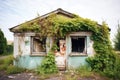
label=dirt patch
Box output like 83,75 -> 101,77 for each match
0,71 -> 110,80
0,71 -> 38,80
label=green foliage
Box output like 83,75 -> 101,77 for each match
4,55 -> 14,65
114,23 -> 120,51
37,51 -> 58,74
112,55 -> 120,79
86,22 -> 120,79
18,13 -> 99,38
6,44 -> 13,53
0,55 -> 25,74
19,21 -> 40,32
76,65 -> 92,77
0,29 -> 7,54
0,64 -> 7,71
0,59 -> 4,64
51,43 -> 59,51
6,65 -> 25,74
0,55 -> 13,71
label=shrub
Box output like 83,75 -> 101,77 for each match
112,55 -> 120,79
6,44 -> 13,53
86,51 -> 120,79
6,65 -> 25,74
36,51 -> 58,74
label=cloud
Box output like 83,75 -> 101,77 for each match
0,0 -> 120,41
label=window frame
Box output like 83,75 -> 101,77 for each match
71,36 -> 86,53
69,32 -> 91,56
30,36 -> 46,56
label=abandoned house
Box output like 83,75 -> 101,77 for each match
10,8 -> 95,69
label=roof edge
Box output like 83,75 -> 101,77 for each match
9,8 -> 75,32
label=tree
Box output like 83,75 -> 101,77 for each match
0,29 -> 7,54
114,23 -> 120,51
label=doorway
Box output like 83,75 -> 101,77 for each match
54,40 -> 66,70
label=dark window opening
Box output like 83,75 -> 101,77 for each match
71,36 -> 85,53
32,37 -> 46,52
56,39 -> 60,51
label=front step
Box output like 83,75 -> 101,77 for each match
58,66 -> 66,71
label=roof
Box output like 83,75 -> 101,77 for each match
9,8 -> 75,32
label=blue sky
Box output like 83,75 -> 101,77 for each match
0,0 -> 120,43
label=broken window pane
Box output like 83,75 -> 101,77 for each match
71,36 -> 85,53
32,37 -> 46,52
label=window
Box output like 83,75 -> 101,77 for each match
71,36 -> 86,53
31,36 -> 46,54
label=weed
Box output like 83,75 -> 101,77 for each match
6,65 -> 25,74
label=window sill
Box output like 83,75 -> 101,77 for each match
30,52 -> 46,57
69,53 -> 87,57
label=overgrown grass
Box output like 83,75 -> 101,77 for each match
0,55 -> 25,74
76,65 -> 93,77
36,65 -> 109,80
63,65 -> 93,80
6,65 -> 25,74
38,73 -> 59,80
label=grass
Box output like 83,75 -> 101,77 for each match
76,65 -> 93,77
6,65 -> 25,74
0,54 -> 25,74
35,65 -> 110,80
0,54 -> 111,79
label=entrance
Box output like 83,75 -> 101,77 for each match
54,40 -> 66,70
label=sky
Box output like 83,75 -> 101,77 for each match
0,0 -> 120,44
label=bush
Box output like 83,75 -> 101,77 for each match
6,65 -> 25,74
86,51 -> 120,79
36,51 -> 58,74
0,29 -> 7,55
112,55 -> 120,80
6,44 -> 13,53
